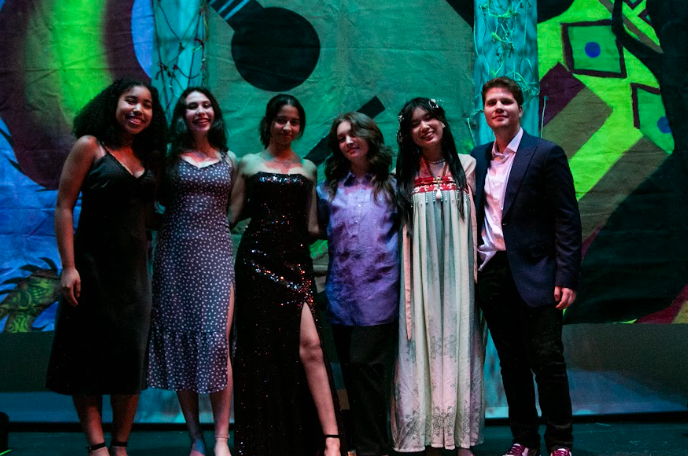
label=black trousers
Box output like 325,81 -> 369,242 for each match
332,323 -> 396,456
477,252 -> 573,452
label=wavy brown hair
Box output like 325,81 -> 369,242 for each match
160,87 -> 229,205
324,112 -> 394,204
168,87 -> 228,161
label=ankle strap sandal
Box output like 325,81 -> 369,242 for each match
86,442 -> 106,454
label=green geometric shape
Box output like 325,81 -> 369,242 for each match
633,84 -> 674,153
542,86 -> 612,161
564,20 -> 626,78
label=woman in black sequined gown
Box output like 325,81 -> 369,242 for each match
231,94 -> 344,456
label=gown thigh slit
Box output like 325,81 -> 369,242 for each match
147,158 -> 235,394
234,172 -> 344,456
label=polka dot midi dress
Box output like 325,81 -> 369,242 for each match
148,157 -> 234,393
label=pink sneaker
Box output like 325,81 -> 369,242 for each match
550,449 -> 572,456
503,443 -> 540,456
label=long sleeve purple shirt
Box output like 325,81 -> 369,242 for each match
317,173 -> 400,326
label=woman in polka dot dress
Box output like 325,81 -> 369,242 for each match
147,87 -> 237,456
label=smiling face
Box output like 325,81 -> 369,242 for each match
115,85 -> 153,138
184,91 -> 214,136
483,87 -> 523,137
336,120 -> 370,169
270,104 -> 301,147
410,107 -> 444,152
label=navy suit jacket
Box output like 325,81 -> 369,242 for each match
471,131 -> 582,307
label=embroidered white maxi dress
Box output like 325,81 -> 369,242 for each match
392,154 -> 485,451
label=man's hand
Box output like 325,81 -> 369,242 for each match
554,286 -> 576,310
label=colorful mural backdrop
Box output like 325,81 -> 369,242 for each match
0,0 -> 154,334
536,0 -> 688,324
0,0 -> 686,338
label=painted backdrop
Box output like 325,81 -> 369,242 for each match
0,0 -> 687,420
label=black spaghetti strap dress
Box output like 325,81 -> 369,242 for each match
46,152 -> 154,395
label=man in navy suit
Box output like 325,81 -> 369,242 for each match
471,77 -> 581,456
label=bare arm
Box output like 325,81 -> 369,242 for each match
229,155 -> 247,229
304,160 -> 321,239
55,135 -> 99,306
314,183 -> 329,241
227,150 -> 239,188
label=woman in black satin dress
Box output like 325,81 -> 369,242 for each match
230,94 -> 344,456
46,79 -> 167,456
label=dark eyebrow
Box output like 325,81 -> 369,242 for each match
127,95 -> 152,103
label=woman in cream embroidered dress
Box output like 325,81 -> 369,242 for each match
392,98 -> 485,455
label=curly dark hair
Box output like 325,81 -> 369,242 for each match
396,97 -> 468,226
72,78 -> 168,175
481,76 -> 524,106
324,112 -> 394,204
259,94 -> 306,148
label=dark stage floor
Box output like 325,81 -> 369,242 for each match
5,417 -> 688,456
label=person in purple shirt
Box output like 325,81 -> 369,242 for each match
317,112 -> 399,456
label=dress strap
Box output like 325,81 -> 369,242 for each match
96,140 -> 110,161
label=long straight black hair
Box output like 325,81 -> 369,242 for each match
396,97 -> 468,226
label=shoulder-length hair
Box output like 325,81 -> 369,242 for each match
395,97 -> 467,226
259,94 -> 306,148
160,87 -> 229,205
324,111 -> 394,203
72,78 -> 168,177
168,86 -> 228,162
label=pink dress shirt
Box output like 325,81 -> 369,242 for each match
478,128 -> 524,270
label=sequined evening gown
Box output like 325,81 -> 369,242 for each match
234,172 -> 344,456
